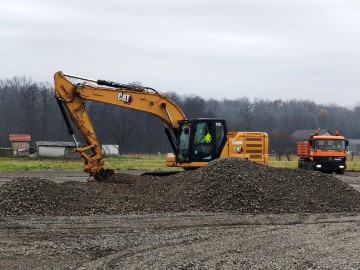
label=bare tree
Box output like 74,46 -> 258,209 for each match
239,97 -> 254,131
110,109 -> 135,156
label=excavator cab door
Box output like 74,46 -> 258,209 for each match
176,119 -> 227,163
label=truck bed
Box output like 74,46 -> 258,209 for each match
297,141 -> 308,157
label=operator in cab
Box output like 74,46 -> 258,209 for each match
194,124 -> 212,144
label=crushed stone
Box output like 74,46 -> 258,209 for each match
1,157 -> 360,216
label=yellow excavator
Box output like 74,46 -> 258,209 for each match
54,71 -> 268,180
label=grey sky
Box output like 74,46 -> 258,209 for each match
1,0 -> 360,107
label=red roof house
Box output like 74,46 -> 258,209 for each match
9,134 -> 31,156
9,134 -> 31,142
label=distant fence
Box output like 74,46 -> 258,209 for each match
0,148 -> 12,157
0,147 -> 36,158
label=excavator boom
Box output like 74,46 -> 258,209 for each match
54,71 -> 186,180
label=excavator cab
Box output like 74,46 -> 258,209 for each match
175,119 -> 228,164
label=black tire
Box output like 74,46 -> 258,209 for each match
299,160 -> 308,170
307,162 -> 314,171
335,169 -> 345,175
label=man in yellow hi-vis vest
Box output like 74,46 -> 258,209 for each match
204,131 -> 212,143
195,126 -> 212,144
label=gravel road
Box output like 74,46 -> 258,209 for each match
1,168 -> 360,269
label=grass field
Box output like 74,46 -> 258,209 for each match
0,155 -> 178,171
0,155 -> 360,171
268,155 -> 360,171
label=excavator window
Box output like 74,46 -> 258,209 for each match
176,119 -> 227,163
215,122 -> 225,152
177,124 -> 191,162
194,123 -> 211,144
193,122 -> 213,160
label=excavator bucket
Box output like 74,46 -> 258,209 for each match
91,168 -> 116,182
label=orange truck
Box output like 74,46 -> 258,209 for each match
297,130 -> 349,174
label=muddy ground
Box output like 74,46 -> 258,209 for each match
2,167 -> 360,269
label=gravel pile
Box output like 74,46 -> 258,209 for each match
1,157 -> 360,216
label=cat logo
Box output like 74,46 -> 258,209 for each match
117,93 -> 133,105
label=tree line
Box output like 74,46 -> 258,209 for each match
0,76 -> 359,155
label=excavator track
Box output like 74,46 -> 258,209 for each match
141,170 -> 181,177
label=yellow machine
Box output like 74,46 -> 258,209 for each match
54,71 -> 268,180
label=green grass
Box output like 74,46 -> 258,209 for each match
268,155 -> 360,171
268,157 -> 298,169
0,155 -> 180,171
1,154 -> 359,171
0,157 -> 84,170
331,155 -> 360,171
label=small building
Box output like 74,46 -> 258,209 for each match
9,134 -> 31,156
102,144 -> 119,156
36,141 -> 78,158
290,129 -> 332,142
347,139 -> 360,155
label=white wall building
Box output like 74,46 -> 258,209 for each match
36,141 -> 78,158
102,144 -> 119,156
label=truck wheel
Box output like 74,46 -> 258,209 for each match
307,162 -> 313,171
298,161 -> 303,169
336,169 -> 345,175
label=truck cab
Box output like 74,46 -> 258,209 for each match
297,131 -> 349,174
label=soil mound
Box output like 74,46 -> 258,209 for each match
1,158 -> 360,216
171,158 -> 360,213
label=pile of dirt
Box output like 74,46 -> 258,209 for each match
1,157 -> 360,216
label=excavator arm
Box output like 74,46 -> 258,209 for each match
54,71 -> 186,180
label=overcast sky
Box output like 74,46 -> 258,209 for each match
1,0 -> 360,107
